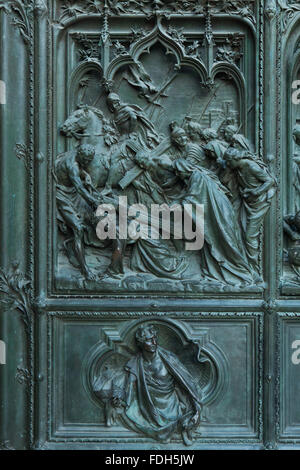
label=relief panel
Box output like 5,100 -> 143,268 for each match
47,313 -> 262,447
278,315 -> 300,442
47,1 -> 275,297
281,12 -> 300,295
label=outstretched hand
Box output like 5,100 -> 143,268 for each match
190,410 -> 200,427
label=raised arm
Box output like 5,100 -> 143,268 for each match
69,163 -> 100,208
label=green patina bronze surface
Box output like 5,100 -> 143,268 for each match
1,0 -> 300,450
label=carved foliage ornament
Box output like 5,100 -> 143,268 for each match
15,142 -> 30,169
56,0 -> 256,24
58,0 -> 203,19
0,441 -> 15,450
278,0 -> 300,32
0,1 -> 47,43
0,262 -> 33,332
215,34 -> 244,65
15,366 -> 31,385
0,1 -> 48,43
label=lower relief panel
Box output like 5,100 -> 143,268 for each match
45,313 -> 263,448
279,315 -> 300,444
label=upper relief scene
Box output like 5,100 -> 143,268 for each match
52,0 -> 276,295
281,12 -> 300,294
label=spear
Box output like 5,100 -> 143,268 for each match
181,84 -> 221,130
181,94 -> 198,126
237,104 -> 255,132
216,103 -> 255,134
194,81 -> 222,124
144,71 -> 178,116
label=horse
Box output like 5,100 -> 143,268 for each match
60,105 -> 115,189
59,105 -> 132,276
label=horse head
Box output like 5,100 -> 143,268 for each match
60,105 -> 119,156
60,106 -> 92,140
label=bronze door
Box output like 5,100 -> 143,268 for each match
1,0 -> 300,450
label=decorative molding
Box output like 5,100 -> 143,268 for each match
275,313 -> 300,444
275,6 -> 282,299
36,152 -> 45,164
33,295 -> 46,315
275,312 -> 281,443
48,310 -> 264,319
262,298 -> 279,315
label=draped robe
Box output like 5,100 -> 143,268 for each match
122,347 -> 201,442
174,149 -> 255,284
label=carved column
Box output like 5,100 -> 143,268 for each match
0,7 -> 8,451
34,1 -> 48,449
263,0 -> 279,450
0,1 -> 34,450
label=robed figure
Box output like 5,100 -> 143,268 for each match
94,325 -> 202,446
